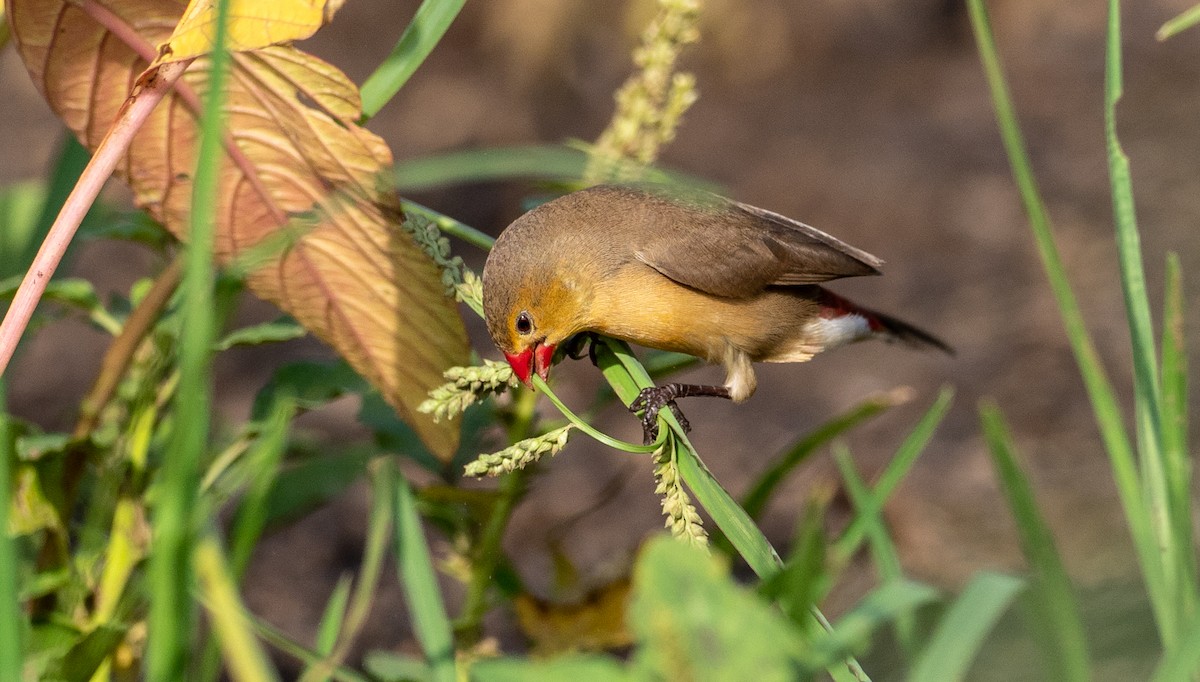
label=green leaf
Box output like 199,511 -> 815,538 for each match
359,0 -> 467,119
593,339 -> 782,577
0,183 -> 46,280
1151,608 -> 1200,681
195,534 -> 280,682
148,1 -> 233,676
228,397 -> 296,578
835,446 -> 915,652
314,575 -> 354,657
359,391 -> 443,473
214,318 -> 306,351
759,496 -> 829,631
389,460 -> 456,682
470,656 -> 629,682
250,360 -> 366,420
1158,254 -> 1195,614
45,623 -> 128,682
833,388 -> 953,560
364,651 -> 432,681
805,580 -> 938,673
740,390 -> 905,523
394,145 -> 593,192
979,403 -> 1090,682
0,383 -> 22,681
263,447 -> 375,525
1157,4 -> 1200,40
909,572 -> 1025,682
630,536 -> 804,682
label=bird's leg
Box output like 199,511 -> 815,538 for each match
629,383 -> 732,445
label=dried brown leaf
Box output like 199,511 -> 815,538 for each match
7,0 -> 469,458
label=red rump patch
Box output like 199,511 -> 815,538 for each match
816,289 -> 885,332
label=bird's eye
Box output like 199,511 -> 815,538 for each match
515,311 -> 533,335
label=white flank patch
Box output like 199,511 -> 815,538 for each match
806,314 -> 872,349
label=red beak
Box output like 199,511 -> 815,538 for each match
505,342 -> 555,388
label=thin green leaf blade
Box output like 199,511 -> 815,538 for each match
833,388 -> 953,559
806,580 -> 939,674
148,1 -> 233,675
965,0 -> 1162,637
0,383 -> 22,680
979,403 -> 1090,682
909,572 -> 1025,682
1157,3 -> 1200,40
214,318 -> 306,351
741,389 -> 907,523
196,535 -> 280,682
390,460 -> 456,681
359,0 -> 467,119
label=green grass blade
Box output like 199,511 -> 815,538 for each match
979,402 -> 1090,682
835,446 -> 915,652
592,338 -> 782,575
228,398 -> 296,579
299,460 -> 395,682
741,390 -> 906,523
147,1 -> 232,676
389,459 -> 456,681
393,145 -> 591,192
0,383 -> 22,679
1157,4 -> 1200,40
1159,253 -> 1194,618
196,534 -> 280,682
965,0 -> 1164,633
1105,0 -> 1190,647
359,0 -> 467,119
251,615 -> 372,682
909,572 -> 1025,682
806,580 -> 939,674
314,575 -> 353,656
1151,610 -> 1200,682
833,388 -> 953,560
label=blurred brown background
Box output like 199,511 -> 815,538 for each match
2,0 -> 1199,676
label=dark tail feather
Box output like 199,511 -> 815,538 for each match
869,309 -> 954,356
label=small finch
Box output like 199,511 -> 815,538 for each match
482,184 -> 950,442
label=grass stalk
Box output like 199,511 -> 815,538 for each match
146,0 -> 231,675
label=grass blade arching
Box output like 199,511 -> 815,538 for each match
979,402 -> 1090,682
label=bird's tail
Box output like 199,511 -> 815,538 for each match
817,289 -> 954,355
868,309 -> 954,355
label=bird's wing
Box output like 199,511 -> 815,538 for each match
633,197 -> 883,299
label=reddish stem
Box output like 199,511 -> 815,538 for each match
0,59 -> 193,377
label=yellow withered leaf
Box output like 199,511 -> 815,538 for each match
156,0 -> 345,64
7,0 -> 469,459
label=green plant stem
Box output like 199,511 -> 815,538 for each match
402,200 -> 497,252
298,459 -> 396,682
532,374 -> 662,453
454,386 -> 538,644
147,1 -> 231,676
0,383 -> 20,680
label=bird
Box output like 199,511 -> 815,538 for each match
481,183 -> 951,443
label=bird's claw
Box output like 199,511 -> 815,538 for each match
563,332 -> 602,366
630,386 -> 691,445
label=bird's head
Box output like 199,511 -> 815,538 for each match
482,215 -> 591,388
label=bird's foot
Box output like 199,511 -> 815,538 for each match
630,386 -> 691,445
562,332 -> 602,366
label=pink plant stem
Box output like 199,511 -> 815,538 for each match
0,58 -> 194,378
